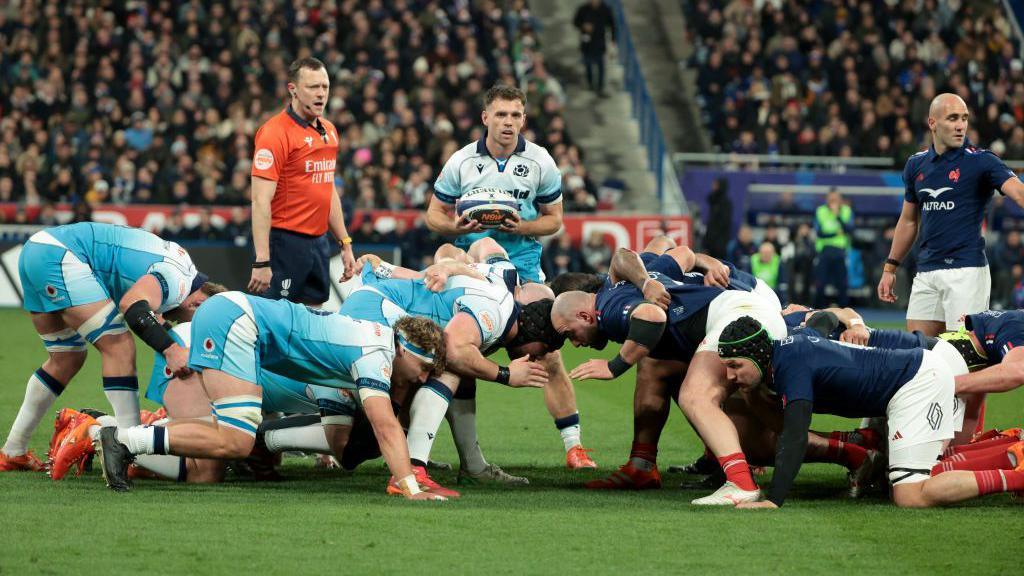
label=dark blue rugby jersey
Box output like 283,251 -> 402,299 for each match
783,309 -> 845,340
902,140 -> 1017,272
595,275 -> 723,360
965,310 -> 1024,365
867,329 -> 929,350
639,252 -> 755,291
769,335 -> 923,418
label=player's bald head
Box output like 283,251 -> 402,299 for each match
551,291 -> 593,322
928,93 -> 968,120
518,282 -> 555,305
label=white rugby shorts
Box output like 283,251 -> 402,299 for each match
886,349 -> 955,484
698,290 -> 788,353
906,266 -> 990,330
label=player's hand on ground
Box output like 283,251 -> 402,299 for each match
455,215 -> 483,233
508,355 -> 548,387
702,260 -> 731,287
355,253 -> 381,271
569,359 -> 615,381
340,245 -> 357,282
248,266 -> 272,294
877,271 -> 897,303
498,212 -> 522,233
642,278 -> 670,309
423,264 -> 450,292
735,500 -> 778,510
164,344 -> 193,379
840,324 -> 870,345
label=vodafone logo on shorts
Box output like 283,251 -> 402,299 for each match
254,149 -> 274,171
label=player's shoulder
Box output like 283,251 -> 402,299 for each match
904,148 -> 930,167
446,141 -> 483,166
962,144 -> 1005,165
520,139 -> 556,165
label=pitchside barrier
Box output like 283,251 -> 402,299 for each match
0,204 -> 691,309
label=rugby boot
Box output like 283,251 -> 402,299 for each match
457,463 -> 530,486
96,427 -> 133,492
387,465 -> 460,498
48,408 -> 82,461
1008,441 -> 1024,472
0,450 -> 45,472
691,481 -> 762,506
585,461 -> 661,490
49,413 -> 98,480
848,449 -> 883,499
668,454 -> 720,476
566,445 -> 597,469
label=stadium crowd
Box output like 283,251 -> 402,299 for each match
685,0 -> 1024,162
0,0 -> 600,212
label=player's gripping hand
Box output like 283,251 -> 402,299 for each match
877,271 -> 897,303
569,359 -> 614,381
164,344 -> 193,379
455,215 -> 484,233
498,212 -> 522,233
509,355 -> 548,388
735,500 -> 777,510
702,259 -> 731,288
248,266 -> 272,294
839,324 -> 870,345
423,264 -> 450,292
641,278 -> 670,310
356,253 -> 382,271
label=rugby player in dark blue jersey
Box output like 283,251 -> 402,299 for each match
952,310 -> 1024,397
717,316 -> 1024,508
552,244 -> 787,504
879,93 -> 1024,336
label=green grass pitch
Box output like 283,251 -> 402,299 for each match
0,309 -> 1021,575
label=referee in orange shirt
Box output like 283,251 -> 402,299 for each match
248,57 -> 356,305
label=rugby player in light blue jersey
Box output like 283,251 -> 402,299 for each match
341,259 -> 553,496
1,222 -> 216,473
425,84 -> 563,284
96,292 -> 447,500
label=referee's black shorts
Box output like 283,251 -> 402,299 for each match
266,227 -> 332,305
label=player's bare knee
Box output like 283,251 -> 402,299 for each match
467,237 -> 506,261
892,482 -> 931,508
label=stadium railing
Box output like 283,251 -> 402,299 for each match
605,0 -> 685,215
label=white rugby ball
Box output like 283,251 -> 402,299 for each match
456,188 -> 519,229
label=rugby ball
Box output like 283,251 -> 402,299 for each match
456,188 -> 519,229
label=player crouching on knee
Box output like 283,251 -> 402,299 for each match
717,316 -> 1024,509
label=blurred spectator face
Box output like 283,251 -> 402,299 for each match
1008,231 -> 1021,247
758,242 -> 776,262
230,207 -> 247,225
586,231 -> 603,247
1014,264 -> 1023,281
0,177 -> 13,201
928,95 -> 968,151
558,234 -> 572,249
482,96 -> 526,151
289,65 -> 330,120
738,225 -> 753,244
826,190 -> 842,209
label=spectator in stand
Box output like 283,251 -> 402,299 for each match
224,207 -> 251,247
182,208 -> 225,243
705,177 -> 733,259
543,233 -> 585,278
574,0 -> 616,96
1012,264 -> 1024,308
726,224 -> 757,273
351,218 -> 384,245
751,241 -> 783,298
993,230 -> 1024,307
581,230 -> 613,274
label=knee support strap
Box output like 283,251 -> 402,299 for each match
77,301 -> 129,345
40,327 -> 87,352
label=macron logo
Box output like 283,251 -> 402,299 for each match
921,187 -> 953,198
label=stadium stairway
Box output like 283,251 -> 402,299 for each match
529,0 -> 658,211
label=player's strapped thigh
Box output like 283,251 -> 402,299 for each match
317,388 -> 359,426
76,300 -> 129,344
187,293 -> 260,382
888,439 -> 944,485
885,350 -> 955,481
211,394 -> 263,437
18,233 -> 107,313
38,326 -> 87,352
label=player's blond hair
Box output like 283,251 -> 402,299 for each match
394,316 -> 447,377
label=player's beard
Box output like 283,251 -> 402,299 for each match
591,333 -> 609,350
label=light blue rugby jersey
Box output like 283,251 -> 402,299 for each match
350,271 -> 518,354
211,293 -> 397,395
433,135 -> 562,281
148,322 -> 353,415
43,222 -> 200,312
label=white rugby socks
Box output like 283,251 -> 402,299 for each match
2,369 -> 63,456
